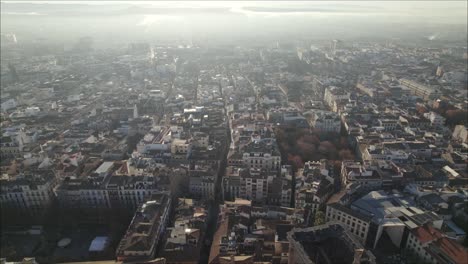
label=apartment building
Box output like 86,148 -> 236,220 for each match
287,223 -> 376,264
188,164 -> 217,199
241,140 -> 281,172
309,111 -> 341,133
341,161 -> 382,192
0,170 -> 57,218
55,170 -> 170,211
326,203 -> 374,247
226,167 -> 271,203
116,194 -> 171,261
0,136 -> 22,160
323,86 -> 350,112
406,225 -> 468,264
400,79 -> 442,101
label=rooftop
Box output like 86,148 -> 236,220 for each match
288,223 -> 376,264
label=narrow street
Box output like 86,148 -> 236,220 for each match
198,78 -> 232,264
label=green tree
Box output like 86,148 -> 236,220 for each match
313,210 -> 326,226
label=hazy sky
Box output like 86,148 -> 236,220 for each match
1,1 -> 467,46
2,1 -> 467,23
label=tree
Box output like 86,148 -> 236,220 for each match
318,141 -> 337,159
313,210 -> 326,226
288,154 -> 303,170
339,149 -> 355,160
445,110 -> 467,126
297,140 -> 316,161
302,134 -> 320,146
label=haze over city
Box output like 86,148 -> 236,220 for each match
1,1 -> 467,264
1,1 -> 467,46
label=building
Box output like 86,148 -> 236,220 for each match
208,217 -> 253,264
377,118 -> 399,131
406,224 -> 468,264
340,161 -> 382,192
223,167 -> 273,204
209,197 -> 308,264
296,161 -> 335,214
0,170 -> 57,220
452,125 -> 467,143
326,203 -> 374,246
361,144 -> 410,164
0,136 -> 22,160
423,111 -> 446,127
241,140 -> 281,172
400,79 -> 442,101
55,173 -> 167,211
116,194 -> 171,262
136,126 -> 184,161
188,164 -> 217,199
271,165 -> 293,207
54,160 -> 178,214
309,111 -> 341,133
323,86 -> 350,112
161,198 -> 207,264
353,191 -> 443,247
287,223 -> 376,264
1,98 -> 17,112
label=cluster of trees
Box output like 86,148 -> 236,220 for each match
444,109 -> 468,127
275,126 -> 355,170
431,100 -> 468,127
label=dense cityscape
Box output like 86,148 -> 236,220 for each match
1,1 -> 468,264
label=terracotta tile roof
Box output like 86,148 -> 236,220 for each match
412,225 -> 468,264
429,237 -> 468,264
411,225 -> 441,244
209,218 -> 229,264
